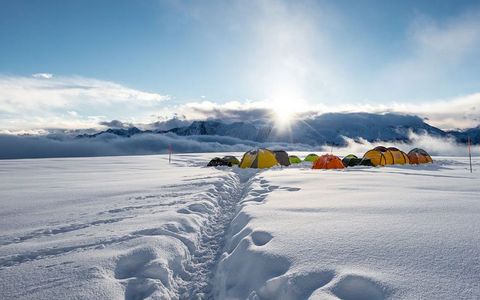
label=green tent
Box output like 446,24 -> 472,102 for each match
207,157 -> 232,167
342,154 -> 373,167
289,155 -> 302,164
304,153 -> 319,162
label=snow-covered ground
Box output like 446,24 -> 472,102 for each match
0,153 -> 479,299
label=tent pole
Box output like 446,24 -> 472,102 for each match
468,137 -> 472,173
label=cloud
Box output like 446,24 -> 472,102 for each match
336,131 -> 476,157
0,133 -> 317,160
0,74 -> 169,130
0,129 -> 475,160
99,120 -> 131,129
32,73 -> 53,79
374,10 -> 480,100
153,93 -> 480,130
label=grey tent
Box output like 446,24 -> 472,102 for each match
273,150 -> 291,166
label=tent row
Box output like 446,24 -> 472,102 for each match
362,146 -> 433,166
206,147 -> 433,169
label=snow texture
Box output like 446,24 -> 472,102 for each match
0,153 -> 479,299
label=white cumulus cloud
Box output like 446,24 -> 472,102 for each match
0,74 -> 169,130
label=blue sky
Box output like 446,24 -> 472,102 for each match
1,0 -> 480,130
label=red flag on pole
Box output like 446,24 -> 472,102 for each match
468,137 -> 472,173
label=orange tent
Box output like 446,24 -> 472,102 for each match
312,154 -> 345,169
408,148 -> 433,164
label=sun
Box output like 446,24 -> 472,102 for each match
273,105 -> 294,126
270,100 -> 297,133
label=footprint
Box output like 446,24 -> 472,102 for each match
256,270 -> 335,300
331,274 -> 386,300
268,185 -> 280,191
124,277 -> 157,300
240,196 -> 266,204
281,187 -> 301,192
251,231 -> 273,246
115,247 -> 157,279
177,208 -> 191,214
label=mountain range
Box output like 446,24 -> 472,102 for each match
79,113 -> 480,146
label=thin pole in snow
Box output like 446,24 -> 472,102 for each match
168,144 -> 172,164
468,137 -> 472,173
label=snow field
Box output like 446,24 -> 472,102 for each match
1,153 -> 479,299
0,155 -> 255,299
213,158 -> 480,299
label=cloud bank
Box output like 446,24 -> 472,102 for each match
0,74 -> 168,131
0,133 -> 318,160
158,93 -> 480,130
0,130 -> 476,160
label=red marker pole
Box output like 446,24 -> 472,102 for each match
468,137 -> 472,173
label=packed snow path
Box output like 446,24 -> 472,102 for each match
1,153 -> 479,299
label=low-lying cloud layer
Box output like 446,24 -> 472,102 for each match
337,132 -> 476,157
0,131 -> 475,160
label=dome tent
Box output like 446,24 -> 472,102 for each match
304,153 -> 319,162
239,148 -> 279,169
362,149 -> 387,166
222,155 -> 240,165
387,147 -> 410,165
408,148 -> 433,164
289,155 -> 302,164
363,146 -> 412,166
207,157 -> 232,167
273,150 -> 291,166
374,146 -> 395,165
342,154 -> 373,167
312,154 -> 345,169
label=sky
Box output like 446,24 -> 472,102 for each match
1,0 -> 480,132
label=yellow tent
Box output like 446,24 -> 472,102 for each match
387,147 -> 410,165
363,149 -> 387,166
363,146 -> 410,166
239,148 -> 279,169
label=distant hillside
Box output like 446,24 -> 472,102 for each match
447,126 -> 480,144
79,112 -> 479,146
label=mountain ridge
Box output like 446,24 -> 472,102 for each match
79,112 -> 480,145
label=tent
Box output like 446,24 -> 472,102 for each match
374,146 -> 395,165
363,149 -> 387,166
364,146 -> 413,166
312,154 -> 345,169
387,147 -> 410,165
342,154 -> 373,167
207,157 -> 232,167
239,148 -> 279,169
289,155 -> 302,164
363,146 -> 397,166
304,153 -> 319,162
273,150 -> 291,166
222,155 -> 240,165
408,148 -> 433,164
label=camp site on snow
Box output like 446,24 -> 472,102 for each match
206,146 -> 434,170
